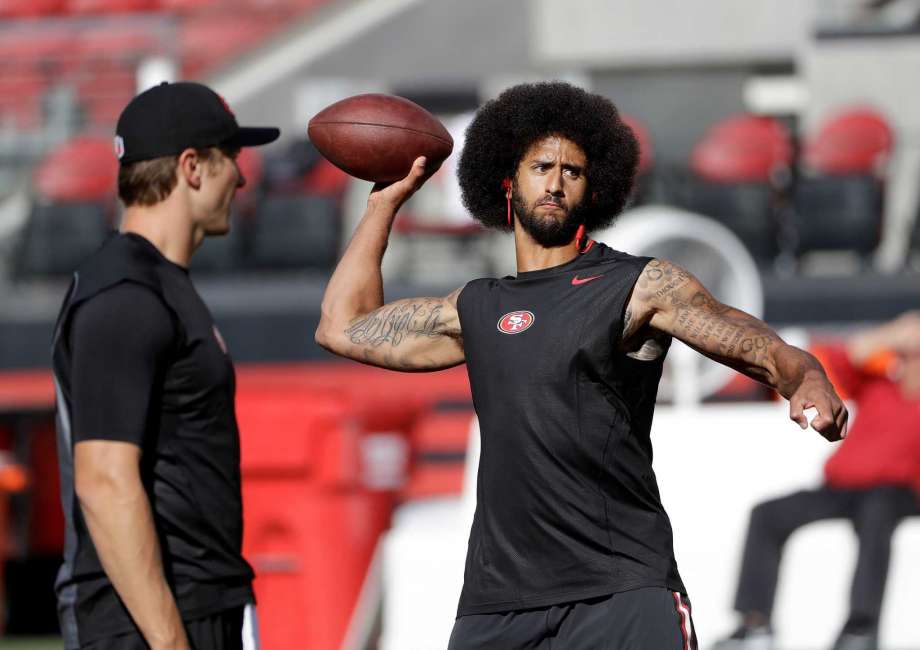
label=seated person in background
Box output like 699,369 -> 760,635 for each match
715,311 -> 920,650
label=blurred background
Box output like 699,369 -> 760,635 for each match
0,0 -> 919,648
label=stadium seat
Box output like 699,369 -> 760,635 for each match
679,115 -> 792,265
158,0 -> 216,11
264,139 -> 325,194
0,0 -> 66,17
248,195 -> 340,270
180,14 -> 278,78
792,174 -> 882,256
676,179 -> 778,263
792,107 -> 892,258
67,0 -> 160,14
302,159 -> 349,196
13,202 -> 112,277
691,114 -> 792,183
0,75 -> 48,130
33,137 -> 117,203
0,24 -> 75,61
621,114 -> 655,205
803,107 -> 893,176
622,114 -> 654,177
77,24 -> 162,61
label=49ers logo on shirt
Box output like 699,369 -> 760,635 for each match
497,310 -> 535,335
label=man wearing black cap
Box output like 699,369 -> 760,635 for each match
52,81 -> 279,650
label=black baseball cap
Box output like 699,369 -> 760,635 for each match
114,81 -> 280,165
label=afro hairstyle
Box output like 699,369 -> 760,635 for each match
457,81 -> 639,233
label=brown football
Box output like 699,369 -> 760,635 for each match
307,94 -> 454,183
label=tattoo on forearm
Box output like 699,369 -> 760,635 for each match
630,259 -> 829,394
635,260 -> 780,368
345,299 -> 448,348
674,298 -> 777,363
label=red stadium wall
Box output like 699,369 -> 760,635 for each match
0,362 -> 473,648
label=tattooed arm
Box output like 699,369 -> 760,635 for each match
321,293 -> 464,371
315,156 -> 465,371
623,259 -> 848,441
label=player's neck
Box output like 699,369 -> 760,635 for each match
121,196 -> 199,269
513,225 -> 579,273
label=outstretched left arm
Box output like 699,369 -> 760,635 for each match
623,259 -> 848,441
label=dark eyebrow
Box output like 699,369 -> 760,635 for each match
562,163 -> 584,173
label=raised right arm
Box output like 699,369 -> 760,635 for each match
315,156 -> 465,371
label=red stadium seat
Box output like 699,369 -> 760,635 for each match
0,75 -> 48,129
679,115 -> 793,264
621,114 -> 654,176
77,24 -> 162,60
0,27 -> 76,72
67,0 -> 160,14
302,159 -> 349,196
77,76 -> 136,126
158,0 -> 216,11
691,114 -> 792,183
72,57 -> 137,127
792,108 -> 891,257
803,107 -> 893,176
0,0 -> 66,17
180,15 -> 278,77
34,136 -> 117,202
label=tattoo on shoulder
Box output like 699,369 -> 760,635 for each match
635,260 -> 693,305
345,299 -> 454,348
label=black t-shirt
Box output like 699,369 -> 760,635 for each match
456,242 -> 686,616
52,233 -> 253,647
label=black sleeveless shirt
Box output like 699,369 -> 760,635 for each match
456,242 -> 686,616
52,233 -> 253,647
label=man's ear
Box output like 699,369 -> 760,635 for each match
178,148 -> 202,190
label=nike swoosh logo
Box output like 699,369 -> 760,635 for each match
572,274 -> 603,285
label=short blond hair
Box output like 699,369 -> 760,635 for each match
117,148 -> 222,207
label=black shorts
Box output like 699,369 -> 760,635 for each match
78,605 -> 257,650
448,587 -> 698,650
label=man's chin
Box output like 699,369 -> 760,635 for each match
520,223 -> 578,247
530,211 -> 567,230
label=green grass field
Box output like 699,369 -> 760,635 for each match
1,637 -> 62,650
